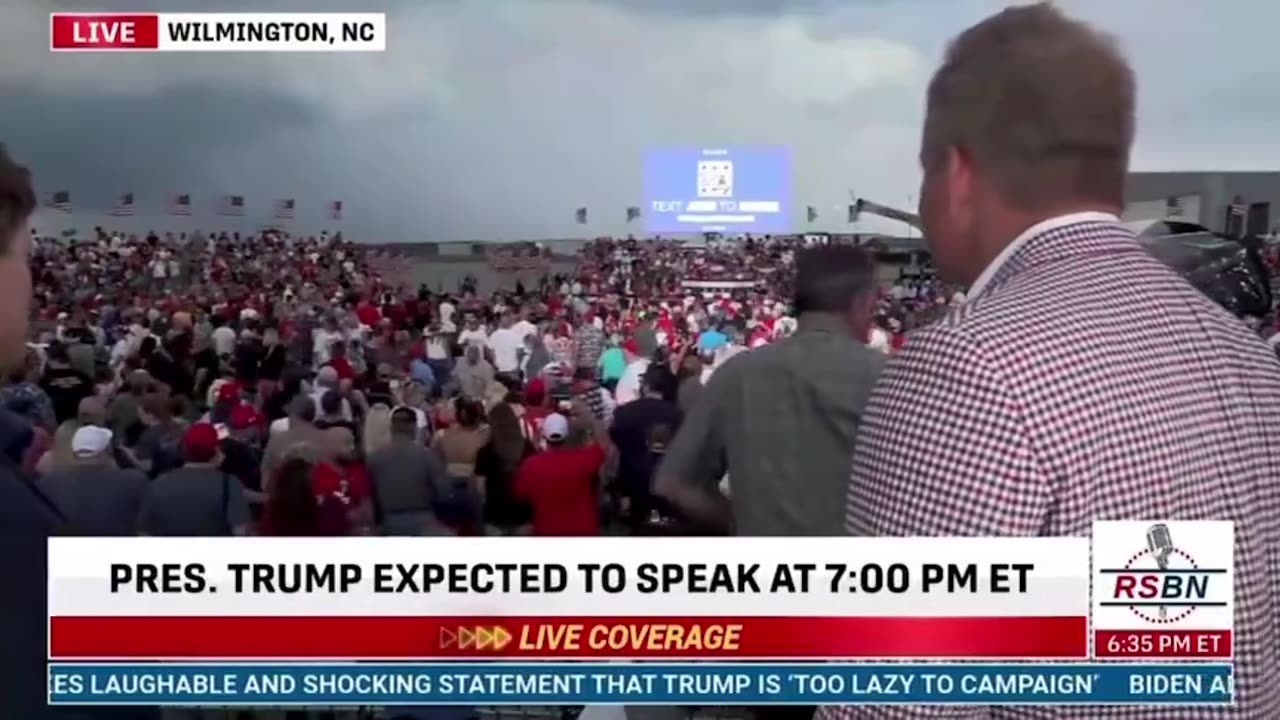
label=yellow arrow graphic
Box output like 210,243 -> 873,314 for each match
493,626 -> 512,650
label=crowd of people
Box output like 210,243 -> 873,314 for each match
12,221 -> 943,545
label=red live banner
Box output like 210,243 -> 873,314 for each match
49,615 -> 1088,659
50,14 -> 160,50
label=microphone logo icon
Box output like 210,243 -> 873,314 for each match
1146,524 -> 1175,619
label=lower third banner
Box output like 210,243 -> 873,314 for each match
48,662 -> 1232,706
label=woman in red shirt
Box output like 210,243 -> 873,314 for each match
259,458 -> 349,536
312,427 -> 373,533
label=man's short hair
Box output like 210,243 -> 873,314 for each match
792,245 -> 876,315
641,365 -> 675,399
288,395 -> 317,422
922,3 -> 1134,210
390,406 -> 418,433
0,145 -> 35,256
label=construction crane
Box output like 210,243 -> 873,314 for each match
849,198 -> 923,232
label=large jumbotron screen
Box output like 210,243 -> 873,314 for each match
644,146 -> 790,234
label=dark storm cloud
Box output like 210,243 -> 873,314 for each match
5,0 -> 935,240
0,87 -> 319,211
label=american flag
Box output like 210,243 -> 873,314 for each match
330,200 -> 343,221
44,190 -> 72,213
168,193 -> 192,216
575,207 -> 587,224
626,206 -> 640,222
108,193 -> 135,217
218,195 -> 245,216
274,198 -> 296,220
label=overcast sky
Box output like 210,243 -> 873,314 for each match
3,0 -> 1275,242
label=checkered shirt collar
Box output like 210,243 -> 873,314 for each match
968,212 -> 1136,302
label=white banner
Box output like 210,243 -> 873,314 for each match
49,536 -> 1089,618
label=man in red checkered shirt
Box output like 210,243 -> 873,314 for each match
827,4 -> 1280,719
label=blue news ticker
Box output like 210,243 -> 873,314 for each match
49,663 -> 1232,706
643,146 -> 790,234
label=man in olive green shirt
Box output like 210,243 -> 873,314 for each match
656,245 -> 885,537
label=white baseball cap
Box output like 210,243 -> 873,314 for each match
542,413 -> 570,442
71,426 -> 113,457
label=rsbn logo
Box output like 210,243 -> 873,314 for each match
1098,523 -> 1228,624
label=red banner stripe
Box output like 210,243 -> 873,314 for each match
49,615 -> 1087,659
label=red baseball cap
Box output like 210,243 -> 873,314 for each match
217,382 -> 241,403
622,338 -> 640,355
182,423 -> 220,463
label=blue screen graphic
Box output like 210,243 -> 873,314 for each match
644,147 -> 791,234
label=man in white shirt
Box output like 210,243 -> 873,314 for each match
423,325 -> 452,387
210,319 -> 236,358
456,315 -> 488,350
613,339 -> 650,405
109,334 -> 131,372
486,312 -> 525,378
512,306 -> 538,341
424,327 -> 451,363
438,299 -> 457,332
312,316 -> 344,368
150,251 -> 168,289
